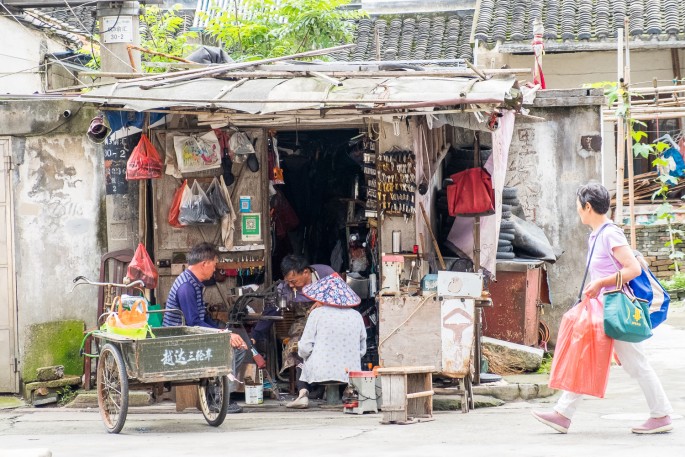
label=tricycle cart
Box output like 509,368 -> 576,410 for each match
75,277 -> 234,434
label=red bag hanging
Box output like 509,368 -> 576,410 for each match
447,167 -> 495,217
126,134 -> 163,180
548,297 -> 614,398
126,243 -> 159,289
168,180 -> 188,228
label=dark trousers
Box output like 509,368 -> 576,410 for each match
295,366 -> 346,397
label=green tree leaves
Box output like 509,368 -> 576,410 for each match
200,0 -> 367,60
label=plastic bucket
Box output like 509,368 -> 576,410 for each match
244,384 -> 263,405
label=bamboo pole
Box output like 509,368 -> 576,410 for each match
78,94 -> 507,105
615,27 -> 625,224
606,112 -> 685,121
625,19 -> 637,249
126,44 -> 357,89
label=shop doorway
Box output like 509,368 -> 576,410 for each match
0,137 -> 18,393
270,128 -> 370,278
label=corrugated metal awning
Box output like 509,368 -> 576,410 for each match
78,75 -> 521,115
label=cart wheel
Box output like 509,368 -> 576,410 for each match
97,343 -> 129,434
198,376 -> 229,427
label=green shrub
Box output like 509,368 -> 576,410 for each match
661,273 -> 685,291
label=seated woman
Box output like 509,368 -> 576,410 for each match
286,273 -> 367,409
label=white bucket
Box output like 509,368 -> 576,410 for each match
244,384 -> 263,405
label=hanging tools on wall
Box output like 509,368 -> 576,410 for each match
217,256 -> 265,286
377,147 -> 416,217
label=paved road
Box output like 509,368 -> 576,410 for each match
2,306 -> 684,457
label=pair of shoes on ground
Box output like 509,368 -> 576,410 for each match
286,389 -> 309,409
531,410 -> 673,434
227,401 -> 242,414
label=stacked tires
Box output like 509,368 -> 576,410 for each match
497,186 -> 519,260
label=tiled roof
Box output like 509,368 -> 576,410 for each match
31,5 -> 97,35
474,0 -> 685,47
332,14 -> 474,63
31,2 -> 196,37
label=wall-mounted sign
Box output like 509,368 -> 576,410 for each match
239,195 -> 251,213
102,16 -> 134,44
104,132 -> 140,195
241,213 -> 261,241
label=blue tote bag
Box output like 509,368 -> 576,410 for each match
630,253 -> 670,328
604,225 -> 670,328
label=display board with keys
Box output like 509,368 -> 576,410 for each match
377,148 -> 416,217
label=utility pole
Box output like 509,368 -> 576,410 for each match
96,1 -> 142,76
96,2 -> 143,252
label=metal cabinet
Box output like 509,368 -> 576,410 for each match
379,295 -> 474,378
484,261 -> 547,346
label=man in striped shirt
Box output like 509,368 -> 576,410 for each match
163,242 -> 247,413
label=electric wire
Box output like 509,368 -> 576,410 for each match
22,105 -> 85,137
0,54 -> 90,81
1,2 -> 90,87
63,0 -> 135,71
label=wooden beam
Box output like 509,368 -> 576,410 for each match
500,40 -> 685,54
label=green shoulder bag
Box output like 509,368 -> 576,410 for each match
603,271 -> 652,343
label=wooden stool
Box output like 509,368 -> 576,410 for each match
377,366 -> 435,424
321,381 -> 346,405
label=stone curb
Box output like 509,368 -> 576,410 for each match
64,390 -> 152,408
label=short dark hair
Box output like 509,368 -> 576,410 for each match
187,242 -> 218,265
576,182 -> 610,215
280,254 -> 310,276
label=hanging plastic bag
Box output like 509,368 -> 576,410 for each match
126,134 -> 163,180
173,131 -> 222,174
207,177 -> 230,218
101,296 -> 154,339
178,180 -> 218,225
126,243 -> 159,289
229,131 -> 255,159
219,175 -> 237,249
168,179 -> 188,228
548,297 -> 614,398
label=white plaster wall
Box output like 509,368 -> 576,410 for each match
0,17 -> 71,94
13,135 -> 104,333
503,48 -> 684,90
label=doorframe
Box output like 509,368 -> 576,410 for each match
0,136 -> 19,393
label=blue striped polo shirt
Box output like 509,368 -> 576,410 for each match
163,269 -> 214,328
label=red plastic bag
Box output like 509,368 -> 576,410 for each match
126,243 -> 159,289
447,167 -> 495,216
168,180 -> 188,228
126,134 -> 163,180
548,297 -> 614,398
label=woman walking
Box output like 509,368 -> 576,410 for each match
532,183 -> 673,434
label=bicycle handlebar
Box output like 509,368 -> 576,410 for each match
71,275 -> 145,292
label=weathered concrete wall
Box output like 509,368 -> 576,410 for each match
506,90 -> 604,343
1,100 -> 105,382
